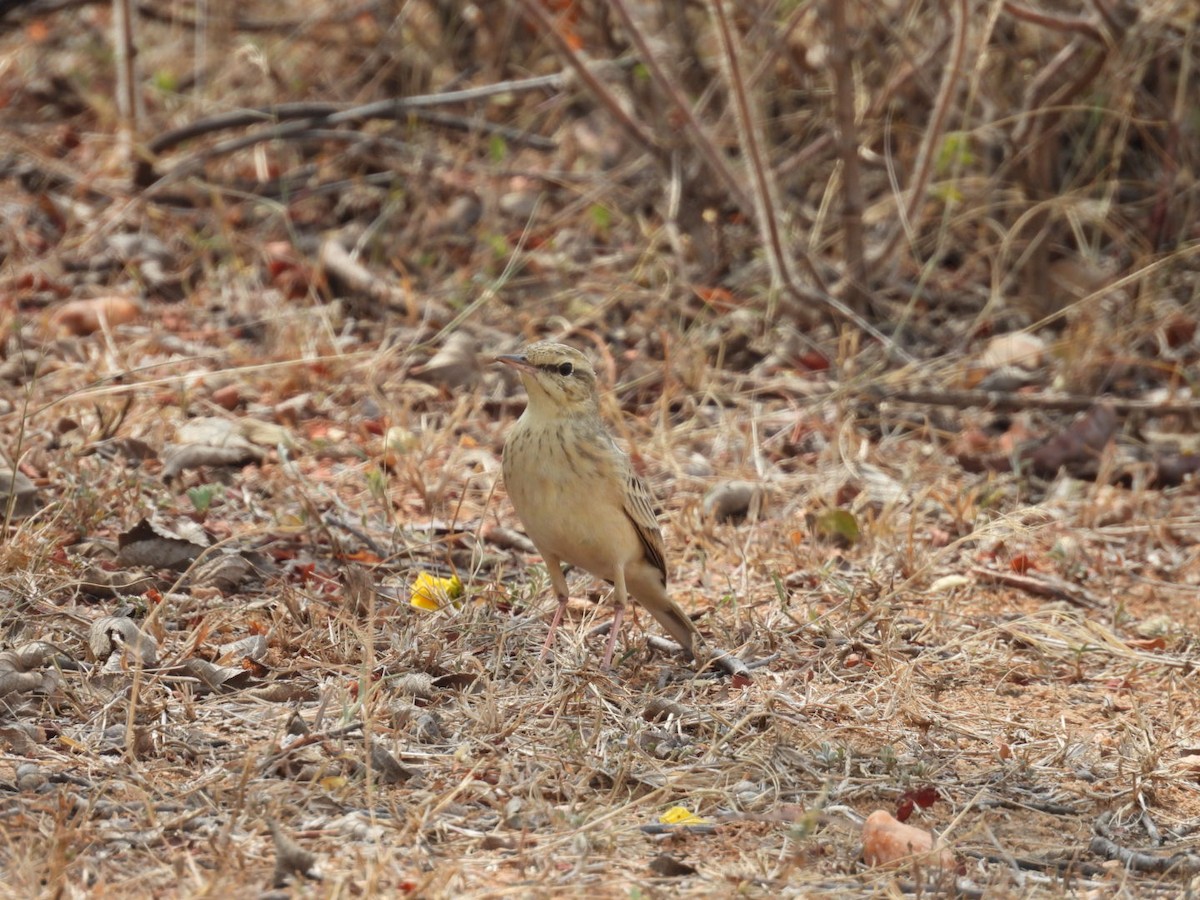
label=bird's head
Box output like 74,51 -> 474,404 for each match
496,341 -> 599,415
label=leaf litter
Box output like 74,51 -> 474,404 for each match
0,1 -> 1198,897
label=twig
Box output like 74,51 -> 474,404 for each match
974,797 -> 1081,817
871,386 -> 1200,417
148,75 -> 573,157
318,234 -> 407,312
1002,0 -> 1108,46
607,0 -> 753,215
137,73 -> 573,186
522,0 -> 906,355
971,566 -> 1102,610
705,0 -> 826,303
775,33 -> 953,182
259,117 -> 555,154
1091,812 -> 1200,875
323,514 -> 385,558
962,850 -> 1110,878
511,0 -> 663,160
134,1 -> 320,31
1085,0 -> 1127,42
639,823 -> 719,835
868,0 -> 969,273
257,722 -> 365,775
113,0 -> 139,164
1008,8 -> 1111,155
825,0 -> 867,312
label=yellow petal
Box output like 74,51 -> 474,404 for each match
659,806 -> 709,826
410,572 -> 464,611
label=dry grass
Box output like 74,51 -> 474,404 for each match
0,1 -> 1198,897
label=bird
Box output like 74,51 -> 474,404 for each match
497,340 -> 704,668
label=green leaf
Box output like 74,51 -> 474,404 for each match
152,70 -> 179,93
489,134 -> 508,163
936,131 -> 974,175
812,508 -> 860,546
487,233 -> 510,259
589,203 -> 612,235
187,484 -> 222,515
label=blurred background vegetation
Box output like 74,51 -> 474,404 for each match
3,0 -> 1195,369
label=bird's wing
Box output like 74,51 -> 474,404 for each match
622,466 -> 668,586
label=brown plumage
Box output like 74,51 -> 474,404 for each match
497,341 -> 703,666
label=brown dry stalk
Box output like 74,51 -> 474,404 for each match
511,0 -> 662,160
825,0 -> 867,312
705,0 -> 824,299
871,386 -> 1200,417
1002,0 -> 1108,46
606,0 -> 755,215
868,0 -> 969,273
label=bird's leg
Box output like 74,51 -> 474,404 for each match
600,568 -> 628,669
539,593 -> 569,660
539,558 -> 571,661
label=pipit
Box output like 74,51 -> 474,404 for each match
497,341 -> 704,668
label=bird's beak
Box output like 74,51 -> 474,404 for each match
495,354 -> 535,372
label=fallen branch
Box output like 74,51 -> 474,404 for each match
136,73 -> 574,186
971,566 -> 1102,610
871,386 -> 1200,417
1091,812 -> 1200,875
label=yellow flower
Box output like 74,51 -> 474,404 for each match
410,572 -> 463,611
659,806 -> 709,826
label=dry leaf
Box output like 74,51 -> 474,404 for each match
412,332 -> 481,389
162,418 -> 267,479
179,658 -> 253,693
188,553 -> 259,593
648,854 -> 697,877
1023,402 -> 1118,477
0,350 -> 46,384
175,417 -> 254,448
427,193 -> 482,236
3,727 -> 47,757
236,418 -> 295,448
211,384 -> 241,410
52,295 -> 140,335
390,673 -> 436,698
89,616 -> 158,667
1047,254 -> 1112,303
369,740 -> 418,784
216,633 -> 269,665
808,508 -> 861,547
76,566 -> 158,599
977,332 -> 1047,370
117,517 -> 209,570
0,468 -> 39,518
702,480 -> 767,522
0,642 -> 61,700
1151,453 -> 1200,487
161,443 -> 261,479
267,819 -> 320,887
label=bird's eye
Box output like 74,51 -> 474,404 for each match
557,362 -> 574,377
